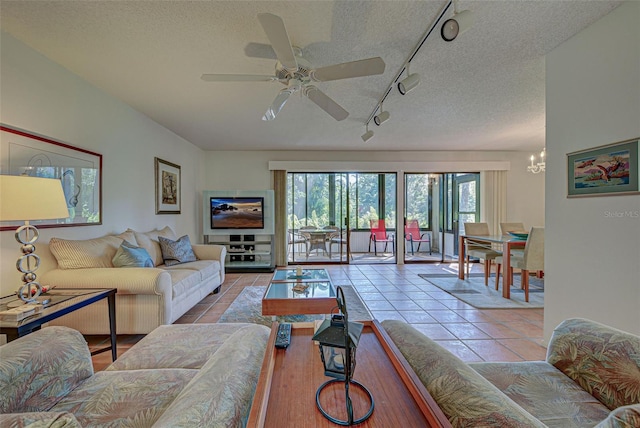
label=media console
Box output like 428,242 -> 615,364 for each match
204,233 -> 275,273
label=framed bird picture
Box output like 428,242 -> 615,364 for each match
567,138 -> 639,197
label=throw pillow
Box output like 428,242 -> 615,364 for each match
158,235 -> 197,266
131,226 -> 177,266
112,240 -> 154,268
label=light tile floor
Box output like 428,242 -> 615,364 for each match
90,262 -> 546,370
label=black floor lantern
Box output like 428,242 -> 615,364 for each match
312,286 -> 374,425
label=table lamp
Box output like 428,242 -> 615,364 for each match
0,175 -> 69,302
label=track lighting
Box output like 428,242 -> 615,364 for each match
373,103 -> 390,126
441,1 -> 474,42
361,125 -> 374,142
398,72 -> 420,95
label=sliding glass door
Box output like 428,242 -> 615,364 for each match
287,172 -> 396,264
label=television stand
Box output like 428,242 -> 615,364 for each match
204,233 -> 275,273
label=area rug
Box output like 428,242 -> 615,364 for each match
217,285 -> 372,327
418,274 -> 544,309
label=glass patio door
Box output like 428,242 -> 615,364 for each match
404,173 -> 442,262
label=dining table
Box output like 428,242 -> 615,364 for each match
458,234 -> 526,299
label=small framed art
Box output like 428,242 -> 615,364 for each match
155,157 -> 181,214
567,138 -> 639,198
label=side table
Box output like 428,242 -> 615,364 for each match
0,288 -> 117,361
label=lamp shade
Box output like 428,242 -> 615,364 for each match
0,175 -> 70,221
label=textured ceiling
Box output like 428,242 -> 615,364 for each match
0,1 -> 621,152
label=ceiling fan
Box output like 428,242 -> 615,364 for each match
201,13 -> 386,121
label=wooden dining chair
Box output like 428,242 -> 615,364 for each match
494,227 -> 544,302
463,222 -> 502,286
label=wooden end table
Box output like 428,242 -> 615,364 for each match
1,288 -> 117,361
247,320 -> 451,427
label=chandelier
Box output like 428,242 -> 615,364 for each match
527,148 -> 546,174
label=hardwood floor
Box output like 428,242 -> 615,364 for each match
89,262 -> 545,371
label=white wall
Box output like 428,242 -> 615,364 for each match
204,150 -> 545,231
0,33 -> 207,296
545,1 -> 640,338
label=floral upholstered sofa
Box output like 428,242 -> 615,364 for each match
382,318 -> 640,428
0,323 -> 270,427
37,226 -> 226,334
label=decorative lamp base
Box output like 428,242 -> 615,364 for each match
315,379 -> 374,426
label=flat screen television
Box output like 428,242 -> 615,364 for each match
210,197 -> 264,229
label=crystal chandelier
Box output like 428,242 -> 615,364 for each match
527,148 -> 546,174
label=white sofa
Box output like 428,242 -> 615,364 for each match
39,227 -> 226,334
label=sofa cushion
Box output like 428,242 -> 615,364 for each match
49,231 -> 136,269
162,260 -> 219,282
381,319 -> 545,427
51,369 -> 196,427
547,318 -> 640,410
112,240 -> 154,268
159,235 -> 197,266
594,404 -> 640,428
132,226 -> 177,266
0,411 -> 82,427
106,323 -> 270,370
151,324 -> 270,428
470,361 -> 611,427
164,268 -> 203,299
0,327 -> 93,413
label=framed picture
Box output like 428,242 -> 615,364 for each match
567,138 -> 639,198
155,157 -> 181,214
1,124 -> 102,231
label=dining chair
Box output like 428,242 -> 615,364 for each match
298,226 -> 316,258
288,230 -> 309,258
500,222 -> 526,257
463,222 -> 502,286
328,228 -> 353,260
404,219 -> 431,255
369,219 -> 395,256
500,222 -> 526,234
494,227 -> 544,302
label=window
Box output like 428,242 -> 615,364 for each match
287,172 -> 396,230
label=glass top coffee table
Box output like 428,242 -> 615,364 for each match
262,268 -> 336,316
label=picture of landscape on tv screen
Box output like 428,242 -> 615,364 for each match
210,197 -> 264,229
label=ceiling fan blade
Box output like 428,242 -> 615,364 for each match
311,57 -> 386,82
304,86 -> 349,121
262,89 -> 293,121
257,13 -> 298,71
244,42 -> 277,60
201,74 -> 279,82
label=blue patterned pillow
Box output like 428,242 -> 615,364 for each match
112,240 -> 154,268
159,235 -> 197,266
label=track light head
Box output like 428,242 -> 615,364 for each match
361,129 -> 374,142
441,9 -> 474,42
374,111 -> 390,126
398,73 -> 420,95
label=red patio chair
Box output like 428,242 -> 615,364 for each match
405,219 -> 431,255
368,219 -> 395,256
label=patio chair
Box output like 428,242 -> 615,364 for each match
288,230 -> 309,258
404,219 -> 431,255
494,227 -> 544,302
368,219 -> 395,256
328,228 -> 353,260
463,222 -> 502,286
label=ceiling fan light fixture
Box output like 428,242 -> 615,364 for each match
398,73 -> 420,95
374,110 -> 390,126
441,9 -> 474,42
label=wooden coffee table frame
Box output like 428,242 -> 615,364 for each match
263,268 -> 336,316
247,320 -> 451,427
